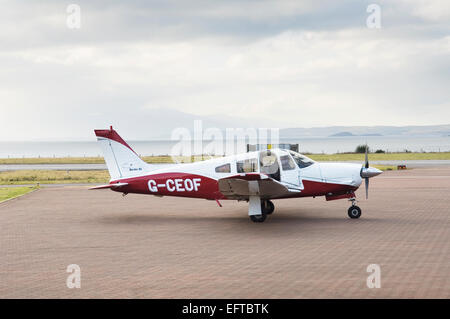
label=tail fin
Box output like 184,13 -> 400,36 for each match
94,126 -> 149,181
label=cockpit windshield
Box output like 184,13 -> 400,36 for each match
288,150 -> 315,168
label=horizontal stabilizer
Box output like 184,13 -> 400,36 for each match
89,183 -> 128,190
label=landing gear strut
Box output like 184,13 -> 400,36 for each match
348,198 -> 362,219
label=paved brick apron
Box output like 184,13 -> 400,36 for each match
1,167 -> 449,298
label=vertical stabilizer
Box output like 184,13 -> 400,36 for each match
94,126 -> 148,181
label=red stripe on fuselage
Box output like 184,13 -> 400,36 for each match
112,172 -> 226,200
110,173 -> 358,200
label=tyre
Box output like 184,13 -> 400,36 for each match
250,213 -> 267,223
261,200 -> 275,215
348,206 -> 362,219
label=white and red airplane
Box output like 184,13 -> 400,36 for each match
91,127 -> 382,222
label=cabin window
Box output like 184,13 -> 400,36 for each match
236,158 -> 258,173
289,151 -> 315,168
280,155 -> 296,170
215,163 -> 231,173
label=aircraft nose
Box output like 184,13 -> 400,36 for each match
360,167 -> 382,178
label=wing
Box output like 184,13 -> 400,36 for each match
218,173 -> 301,200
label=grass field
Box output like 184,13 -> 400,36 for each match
0,186 -> 39,202
1,152 -> 449,165
308,152 -> 450,161
0,170 -> 109,185
0,155 -> 214,165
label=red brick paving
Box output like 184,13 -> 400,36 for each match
0,167 -> 449,298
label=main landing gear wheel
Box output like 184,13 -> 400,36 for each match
250,213 -> 267,223
261,200 -> 275,215
249,198 -> 273,222
348,206 -> 362,219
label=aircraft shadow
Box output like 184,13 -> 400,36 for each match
94,209 -> 388,233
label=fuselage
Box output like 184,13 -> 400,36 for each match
109,149 -> 365,201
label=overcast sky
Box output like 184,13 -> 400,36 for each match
1,0 -> 449,140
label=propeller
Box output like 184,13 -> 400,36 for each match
360,144 -> 382,199
364,145 -> 369,199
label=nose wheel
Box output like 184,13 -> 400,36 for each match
348,206 -> 361,219
348,199 -> 361,219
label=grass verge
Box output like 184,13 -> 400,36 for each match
0,155 -> 205,165
373,165 -> 397,171
0,186 -> 39,202
0,170 -> 109,185
307,152 -> 450,161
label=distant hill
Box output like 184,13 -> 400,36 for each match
329,132 -> 355,137
359,133 -> 383,136
117,109 -> 450,139
329,132 -> 383,137
127,109 -> 450,140
280,125 -> 450,138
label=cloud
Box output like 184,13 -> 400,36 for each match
393,0 -> 450,22
0,0 -> 449,140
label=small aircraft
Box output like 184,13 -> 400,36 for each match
91,127 -> 382,222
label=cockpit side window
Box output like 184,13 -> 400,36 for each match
289,151 -> 315,169
280,155 -> 296,170
215,163 -> 231,173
